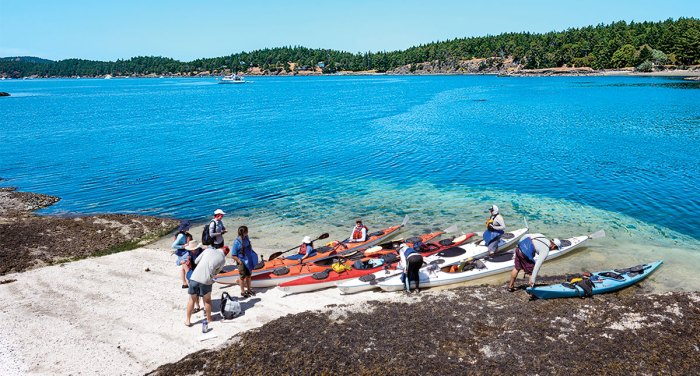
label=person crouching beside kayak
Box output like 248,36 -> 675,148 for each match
232,226 -> 259,298
348,219 -> 368,243
507,234 -> 561,292
398,240 -> 424,294
185,245 -> 229,327
484,205 -> 506,255
285,236 -> 317,261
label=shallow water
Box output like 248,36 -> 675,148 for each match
1,76 -> 699,290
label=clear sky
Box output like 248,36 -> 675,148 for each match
1,0 -> 698,61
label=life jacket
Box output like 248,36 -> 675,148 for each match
403,247 -> 418,258
298,243 -> 312,255
352,225 -> 368,240
518,237 -> 537,262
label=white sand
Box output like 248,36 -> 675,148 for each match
0,247 -> 400,375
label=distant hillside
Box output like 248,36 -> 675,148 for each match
1,18 -> 698,78
0,56 -> 53,64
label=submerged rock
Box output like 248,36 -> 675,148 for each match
150,284 -> 700,375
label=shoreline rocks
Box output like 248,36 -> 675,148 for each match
0,186 -> 179,275
149,284 -> 700,375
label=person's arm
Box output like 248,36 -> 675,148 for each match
301,245 -> 312,260
194,250 -> 205,265
529,248 -> 550,286
171,233 -> 185,249
491,215 -> 506,231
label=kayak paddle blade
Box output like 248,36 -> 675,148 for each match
317,233 -> 330,240
523,217 -> 529,229
401,215 -> 410,227
588,229 -> 606,239
442,224 -> 459,234
268,252 -> 282,261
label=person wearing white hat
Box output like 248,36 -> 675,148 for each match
286,235 -> 317,261
484,205 -> 506,255
208,209 -> 227,248
508,233 -> 561,292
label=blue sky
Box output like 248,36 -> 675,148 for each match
1,0 -> 698,61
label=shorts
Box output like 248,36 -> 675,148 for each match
514,248 -> 535,274
188,280 -> 213,297
238,263 -> 251,278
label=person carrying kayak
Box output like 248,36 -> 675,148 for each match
285,236 -> 317,261
348,219 -> 368,243
507,233 -> 561,292
398,240 -> 424,294
484,205 -> 506,255
232,225 -> 259,298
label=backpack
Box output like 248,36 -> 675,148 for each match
221,292 -> 241,319
201,220 -> 215,246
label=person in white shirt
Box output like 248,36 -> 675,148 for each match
349,219 -> 368,243
507,233 -> 561,292
185,245 -> 230,327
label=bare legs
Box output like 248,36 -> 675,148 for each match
508,268 -> 530,291
240,277 -> 252,296
185,293 -> 210,326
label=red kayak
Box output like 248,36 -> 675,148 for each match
214,216 -> 409,284
278,232 -> 476,294
248,229 -> 448,288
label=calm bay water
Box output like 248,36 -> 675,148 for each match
1,75 -> 699,290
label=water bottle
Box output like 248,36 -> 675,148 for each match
202,318 -> 208,333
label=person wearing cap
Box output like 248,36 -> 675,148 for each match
172,221 -> 193,287
286,236 -> 317,261
484,205 -> 506,255
348,220 -> 368,243
209,209 -> 227,248
185,245 -> 230,327
507,233 -> 561,292
232,226 -> 259,298
398,240 -> 424,294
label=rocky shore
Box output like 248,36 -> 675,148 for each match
0,186 -> 178,275
150,282 -> 700,375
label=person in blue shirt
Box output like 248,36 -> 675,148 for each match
171,220 -> 192,288
232,226 -> 259,298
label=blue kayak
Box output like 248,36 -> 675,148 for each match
526,260 -> 663,299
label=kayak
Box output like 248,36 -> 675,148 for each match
213,217 -> 408,284
337,227 -> 528,294
378,234 -> 590,292
526,260 -> 663,299
278,232 -> 477,294
249,229 -> 444,288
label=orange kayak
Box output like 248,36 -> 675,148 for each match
247,230 -> 444,288
214,217 -> 409,284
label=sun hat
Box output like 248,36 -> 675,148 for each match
185,240 -> 200,251
552,238 -> 562,248
177,220 -> 191,232
302,236 -> 312,244
214,209 -> 226,215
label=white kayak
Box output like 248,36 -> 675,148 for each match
337,227 -> 528,295
377,233 -> 593,292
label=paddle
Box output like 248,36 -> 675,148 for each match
267,233 -> 330,261
588,229 -> 606,239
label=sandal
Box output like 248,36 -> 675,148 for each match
247,289 -> 256,296
181,284 -> 189,289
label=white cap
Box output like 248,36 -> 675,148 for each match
302,236 -> 312,244
214,209 -> 226,215
552,238 -> 562,248
489,205 -> 499,214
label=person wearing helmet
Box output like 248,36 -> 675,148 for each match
484,205 -> 506,255
507,233 -> 562,291
286,236 -> 317,261
208,209 -> 228,248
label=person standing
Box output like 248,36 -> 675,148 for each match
232,226 -> 259,298
398,240 -> 424,294
507,233 -> 561,291
185,245 -> 230,327
209,209 -> 227,248
348,219 -> 368,243
172,221 -> 193,288
484,205 -> 506,255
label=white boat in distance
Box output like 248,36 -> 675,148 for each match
219,74 -> 245,84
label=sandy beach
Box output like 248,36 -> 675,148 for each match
0,244 -> 401,375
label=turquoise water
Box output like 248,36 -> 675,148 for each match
1,76 -> 699,289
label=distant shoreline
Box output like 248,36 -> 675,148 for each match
5,68 -> 700,80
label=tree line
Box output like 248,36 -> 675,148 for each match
1,18 -> 698,78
